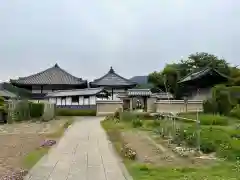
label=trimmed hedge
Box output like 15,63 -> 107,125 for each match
56,108 -> 96,116
29,102 -> 44,118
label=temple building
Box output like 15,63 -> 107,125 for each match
10,64 -> 87,100
45,87 -> 109,108
90,67 -> 137,100
178,67 -> 229,100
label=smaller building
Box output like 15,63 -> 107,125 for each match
117,88 -> 173,111
45,87 -> 109,109
178,67 -> 229,100
90,67 -> 137,100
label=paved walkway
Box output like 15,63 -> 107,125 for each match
24,117 -> 129,180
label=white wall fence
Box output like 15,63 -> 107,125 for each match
155,100 -> 203,114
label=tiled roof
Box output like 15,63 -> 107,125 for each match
178,67 -> 229,83
46,88 -> 107,97
127,89 -> 152,96
10,64 -> 87,85
90,67 -> 137,87
152,92 -> 173,99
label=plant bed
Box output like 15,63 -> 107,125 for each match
101,117 -> 240,180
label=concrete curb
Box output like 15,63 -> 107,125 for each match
107,140 -> 133,180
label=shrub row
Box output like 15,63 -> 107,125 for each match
13,101 -> 45,122
56,108 -> 96,116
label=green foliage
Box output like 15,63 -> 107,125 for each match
230,105 -> 240,119
56,108 -> 96,116
200,114 -> 229,126
178,112 -> 229,126
120,111 -> 137,122
203,98 -> 218,114
2,82 -> 32,98
132,118 -> 143,128
14,100 -> 31,121
0,96 -> 4,106
29,102 -> 44,118
210,85 -> 233,115
113,108 -> 121,119
148,52 -> 233,99
215,91 -> 232,115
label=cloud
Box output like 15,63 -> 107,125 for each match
0,0 -> 238,82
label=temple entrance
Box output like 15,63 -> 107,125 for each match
123,99 -> 130,110
119,89 -> 152,112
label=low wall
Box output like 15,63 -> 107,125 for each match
155,100 -> 203,114
96,100 -> 123,116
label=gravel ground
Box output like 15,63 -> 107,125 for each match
0,119 -> 67,178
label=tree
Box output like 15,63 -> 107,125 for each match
148,71 -> 164,89
148,52 -> 234,99
184,52 -> 230,75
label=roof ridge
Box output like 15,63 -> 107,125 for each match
17,64 -> 83,81
92,67 -> 136,84
178,66 -> 210,83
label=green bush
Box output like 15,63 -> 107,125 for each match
212,85 -> 233,115
14,100 -> 31,121
29,102 -> 44,118
56,108 -> 96,116
203,98 -> 218,114
132,118 -> 143,128
230,105 -> 240,119
113,108 -> 122,119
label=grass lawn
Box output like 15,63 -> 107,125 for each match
101,117 -> 240,180
23,147 -> 50,169
22,118 -> 74,169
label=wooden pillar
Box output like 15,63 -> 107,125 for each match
130,98 -> 133,111
112,88 -> 114,100
143,97 -> 147,112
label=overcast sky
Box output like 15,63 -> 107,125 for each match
0,0 -> 239,82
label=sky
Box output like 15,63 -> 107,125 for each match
0,0 -> 239,82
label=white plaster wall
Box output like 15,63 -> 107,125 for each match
90,96 -> 96,105
49,98 -> 56,104
66,97 -> 71,105
79,97 -> 84,105
32,89 -> 41,93
189,88 -> 211,100
84,97 -> 89,105
42,89 -> 53,93
56,98 -> 61,105
61,98 -> 66,106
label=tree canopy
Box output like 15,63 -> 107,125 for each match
148,52 -> 238,99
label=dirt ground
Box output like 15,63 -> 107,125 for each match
121,130 -> 217,167
0,134 -> 46,177
0,119 -> 67,177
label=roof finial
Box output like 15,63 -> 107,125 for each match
54,63 -> 59,68
109,66 -> 115,73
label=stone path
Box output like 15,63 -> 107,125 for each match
24,117 -> 129,180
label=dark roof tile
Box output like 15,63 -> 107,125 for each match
90,67 -> 137,87
10,64 -> 87,85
